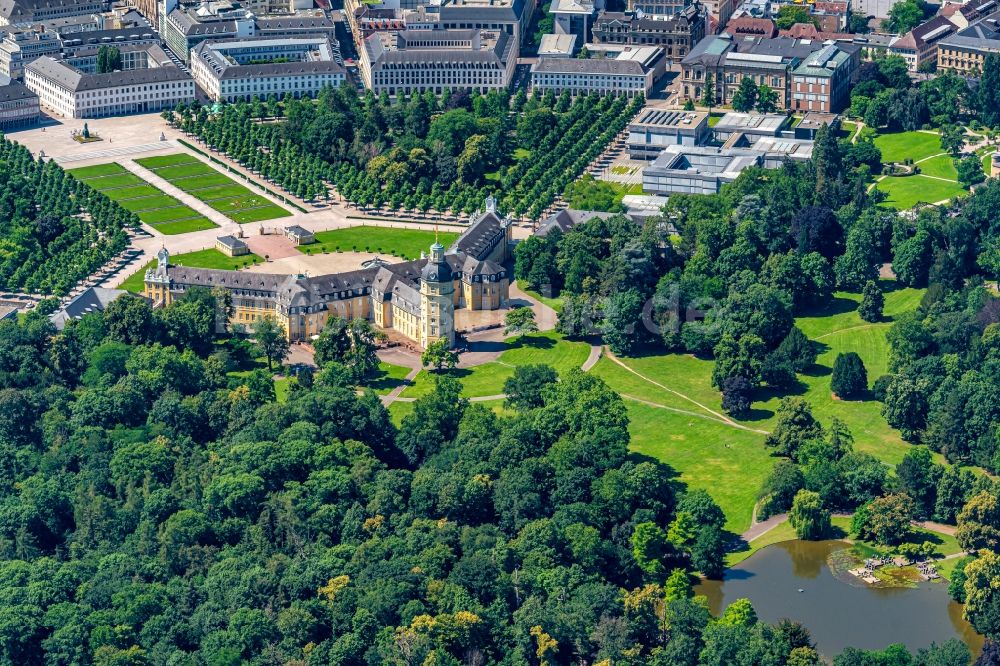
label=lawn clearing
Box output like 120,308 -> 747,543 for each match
310,226 -> 461,260
917,155 -> 958,180
68,163 -> 217,234
627,401 -> 773,534
366,362 -> 413,395
136,153 -> 291,224
589,284 -> 933,530
401,332 -> 592,399
876,175 -> 968,209
873,130 -> 943,163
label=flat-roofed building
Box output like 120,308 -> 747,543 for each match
642,144 -> 764,195
25,51 -> 194,117
216,235 -> 249,256
0,73 -> 38,126
531,44 -> 665,97
360,28 -> 515,95
627,107 -> 709,159
711,110 -> 788,142
160,0 -> 255,63
550,0 -> 600,39
789,41 -> 860,112
592,3 -> 706,62
538,32 -> 577,57
937,9 -> 1000,73
191,36 -> 345,102
889,15 -> 956,71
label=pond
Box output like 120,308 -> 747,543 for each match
695,540 -> 983,658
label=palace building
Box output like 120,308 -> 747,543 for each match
144,198 -> 512,349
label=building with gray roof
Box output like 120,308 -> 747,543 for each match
531,44 -> 665,97
937,9 -> 1000,73
680,33 -> 835,109
592,3 -> 706,62
143,197 -> 514,349
0,72 -> 37,125
0,0 -> 105,26
790,41 -> 860,112
25,50 -> 194,117
191,36 -> 345,102
50,287 -> 129,329
360,28 -> 515,95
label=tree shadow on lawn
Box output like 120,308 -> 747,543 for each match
799,295 -> 858,319
365,370 -> 408,392
800,362 -> 832,378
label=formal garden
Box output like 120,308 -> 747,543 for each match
164,86 -> 644,220
134,153 -> 291,224
302,226 -> 461,260
67,162 -> 217,235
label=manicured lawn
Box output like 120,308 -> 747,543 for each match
135,153 -> 205,169
588,284 -> 934,531
873,130 -> 942,163
118,249 -> 263,293
876,175 -> 968,209
68,163 -> 127,178
68,163 -> 216,234
119,195 -> 188,213
517,282 -> 564,312
111,185 -> 162,200
185,184 -> 255,200
309,226 -> 461,261
136,206 -> 205,225
229,206 -> 293,224
708,112 -> 724,128
275,376 -> 295,403
147,217 -> 218,234
627,401 -> 774,534
917,155 -> 958,180
136,153 -> 291,224
366,362 -> 413,395
153,164 -> 217,181
80,173 -> 146,189
388,400 -> 415,425
401,332 -> 592,399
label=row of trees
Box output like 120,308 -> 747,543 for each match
175,84 -> 643,220
0,136 -> 133,295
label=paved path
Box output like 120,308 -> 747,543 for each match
54,141 -> 176,164
742,513 -> 788,542
603,348 -> 770,435
509,280 -> 558,332
581,343 -> 602,371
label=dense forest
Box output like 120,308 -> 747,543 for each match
0,137 -> 133,295
0,287 -> 991,664
167,86 -> 641,219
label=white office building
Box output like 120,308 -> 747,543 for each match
191,36 -> 345,102
360,28 -> 515,95
25,52 -> 194,118
530,45 -> 665,97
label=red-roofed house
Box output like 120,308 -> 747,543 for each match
724,16 -> 777,38
811,1 -> 849,31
